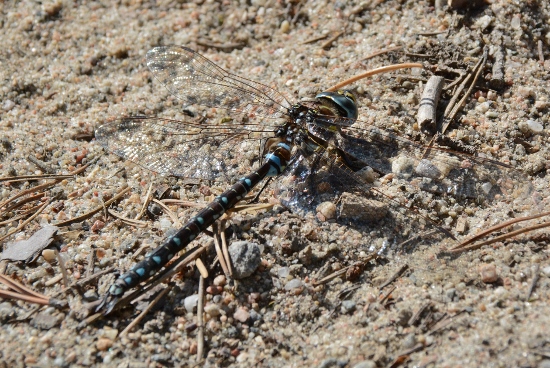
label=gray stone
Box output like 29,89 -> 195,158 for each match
229,241 -> 261,279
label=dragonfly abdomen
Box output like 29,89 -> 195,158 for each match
99,141 -> 292,313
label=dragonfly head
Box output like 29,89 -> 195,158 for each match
315,90 -> 358,121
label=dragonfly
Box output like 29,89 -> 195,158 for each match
95,45 -> 530,313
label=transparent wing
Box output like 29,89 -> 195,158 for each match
275,120 -> 533,242
146,46 -> 291,118
338,123 -> 532,204
95,116 -> 274,182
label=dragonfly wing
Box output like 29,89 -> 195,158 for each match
339,125 -> 533,205
96,117 -> 269,182
146,46 -> 290,118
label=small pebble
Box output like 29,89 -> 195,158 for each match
341,300 -> 356,314
277,266 -> 290,278
206,285 -> 223,295
213,275 -> 226,286
233,307 -> 250,323
480,264 -> 498,283
475,101 -> 491,113
96,338 -> 113,351
284,278 -> 302,291
204,303 -> 221,317
316,201 -> 336,221
2,100 -> 15,111
280,20 -> 290,33
184,294 -> 199,313
352,361 -> 376,368
401,333 -> 416,349
42,249 -> 56,262
228,241 -> 261,279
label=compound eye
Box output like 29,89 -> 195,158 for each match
315,90 -> 358,120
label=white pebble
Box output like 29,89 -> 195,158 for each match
526,120 -> 544,133
2,100 -> 15,111
184,294 -> 199,313
284,278 -> 302,290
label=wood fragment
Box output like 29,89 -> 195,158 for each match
490,45 -> 505,90
196,275 -> 205,361
390,343 -> 426,368
195,258 -> 209,279
220,220 -> 233,277
312,255 -> 377,286
55,249 -> 69,288
44,273 -> 63,287
538,40 -> 545,64
526,263 -> 540,301
379,285 -> 396,304
417,76 -> 445,131
27,155 -> 55,174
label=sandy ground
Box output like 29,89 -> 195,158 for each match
1,0 -> 549,367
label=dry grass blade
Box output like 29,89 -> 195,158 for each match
326,63 -> 423,92
0,197 -> 54,243
449,210 -> 550,253
0,174 -> 74,183
119,286 -> 171,338
449,221 -> 550,254
54,186 -> 131,227
0,192 -> 45,215
0,181 -> 57,211
107,209 -> 148,228
212,222 -> 230,277
312,255 -> 377,286
0,274 -> 49,305
0,204 -> 44,226
135,182 -> 154,221
161,199 -> 206,208
151,198 -> 182,228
